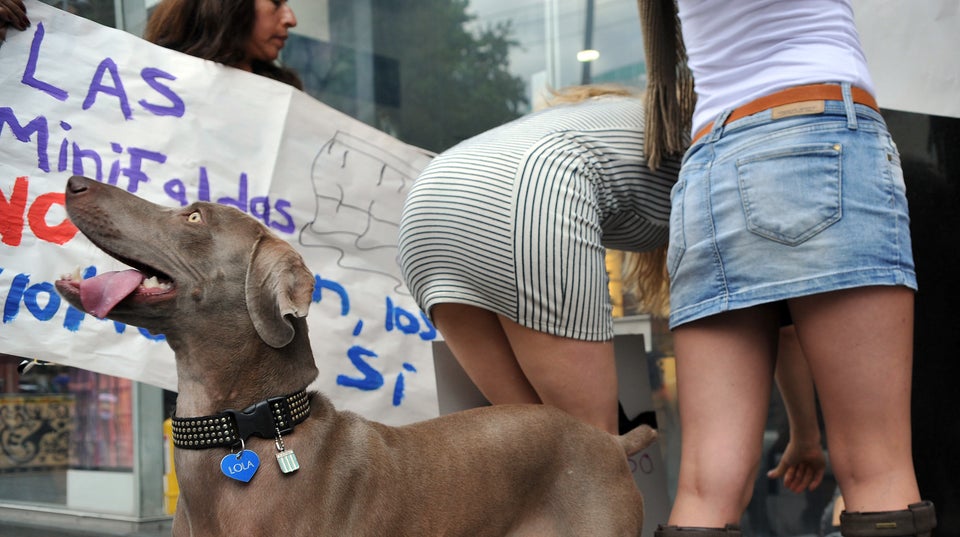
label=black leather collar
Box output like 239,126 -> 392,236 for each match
171,390 -> 311,449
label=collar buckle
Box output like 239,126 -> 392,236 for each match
227,396 -> 292,441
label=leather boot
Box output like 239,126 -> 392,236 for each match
840,501 -> 936,537
655,524 -> 742,537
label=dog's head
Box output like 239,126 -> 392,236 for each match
55,175 -> 315,349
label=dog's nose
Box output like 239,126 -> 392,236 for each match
66,175 -> 92,195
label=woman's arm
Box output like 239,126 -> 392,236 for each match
767,325 -> 826,493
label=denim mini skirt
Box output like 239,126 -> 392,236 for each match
667,85 -> 917,328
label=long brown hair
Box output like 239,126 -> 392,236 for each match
144,0 -> 302,89
546,84 -> 672,317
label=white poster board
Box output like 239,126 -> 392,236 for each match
0,1 -> 438,425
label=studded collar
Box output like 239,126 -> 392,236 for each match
171,390 -> 311,450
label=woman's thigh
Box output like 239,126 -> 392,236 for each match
669,304 -> 781,524
789,286 -> 920,511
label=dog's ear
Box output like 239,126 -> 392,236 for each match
245,235 -> 315,348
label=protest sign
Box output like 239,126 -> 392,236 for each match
0,1 -> 438,425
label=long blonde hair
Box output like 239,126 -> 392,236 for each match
544,84 -> 671,318
623,246 -> 670,318
543,83 -> 637,106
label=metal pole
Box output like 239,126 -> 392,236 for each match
544,0 -> 562,89
580,0 -> 595,85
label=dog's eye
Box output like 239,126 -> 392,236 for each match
187,211 -> 202,223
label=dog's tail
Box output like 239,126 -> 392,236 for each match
617,424 -> 657,456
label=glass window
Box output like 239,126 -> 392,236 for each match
0,354 -> 134,507
37,0 -> 116,28
283,0 -> 646,154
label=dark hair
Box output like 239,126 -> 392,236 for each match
144,0 -> 302,90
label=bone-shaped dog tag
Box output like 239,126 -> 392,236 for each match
276,449 -> 300,474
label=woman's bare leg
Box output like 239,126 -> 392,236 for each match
432,303 -> 541,405
498,315 -> 620,434
789,286 -> 921,512
668,304 -> 781,526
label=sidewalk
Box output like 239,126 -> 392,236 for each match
0,519 -> 171,537
0,471 -> 172,537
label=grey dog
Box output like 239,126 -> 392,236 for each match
55,175 -> 656,537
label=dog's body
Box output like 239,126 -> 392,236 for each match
56,175 -> 655,537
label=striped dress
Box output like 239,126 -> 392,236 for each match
398,96 -> 680,341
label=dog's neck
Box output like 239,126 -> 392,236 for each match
170,318 -> 318,416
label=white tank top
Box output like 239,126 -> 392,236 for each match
676,0 -> 876,134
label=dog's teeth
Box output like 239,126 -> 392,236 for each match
141,276 -> 172,291
61,267 -> 82,281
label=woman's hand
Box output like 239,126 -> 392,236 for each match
766,437 -> 826,493
0,0 -> 29,42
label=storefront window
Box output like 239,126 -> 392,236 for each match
283,0 -> 647,154
0,355 -> 133,507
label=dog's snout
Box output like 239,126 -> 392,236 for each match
66,175 -> 93,196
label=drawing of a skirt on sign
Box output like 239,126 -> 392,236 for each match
300,131 -> 426,295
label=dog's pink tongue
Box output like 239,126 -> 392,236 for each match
79,269 -> 144,318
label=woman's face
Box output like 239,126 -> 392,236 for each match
245,0 -> 297,66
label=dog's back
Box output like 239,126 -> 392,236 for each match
174,394 -> 647,536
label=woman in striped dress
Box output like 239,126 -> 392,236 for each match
398,85 -> 679,433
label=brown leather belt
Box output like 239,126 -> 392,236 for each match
691,83 -> 880,144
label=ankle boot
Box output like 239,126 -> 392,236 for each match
655,524 -> 742,537
840,501 -> 936,537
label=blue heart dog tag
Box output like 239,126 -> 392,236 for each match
221,450 -> 260,483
